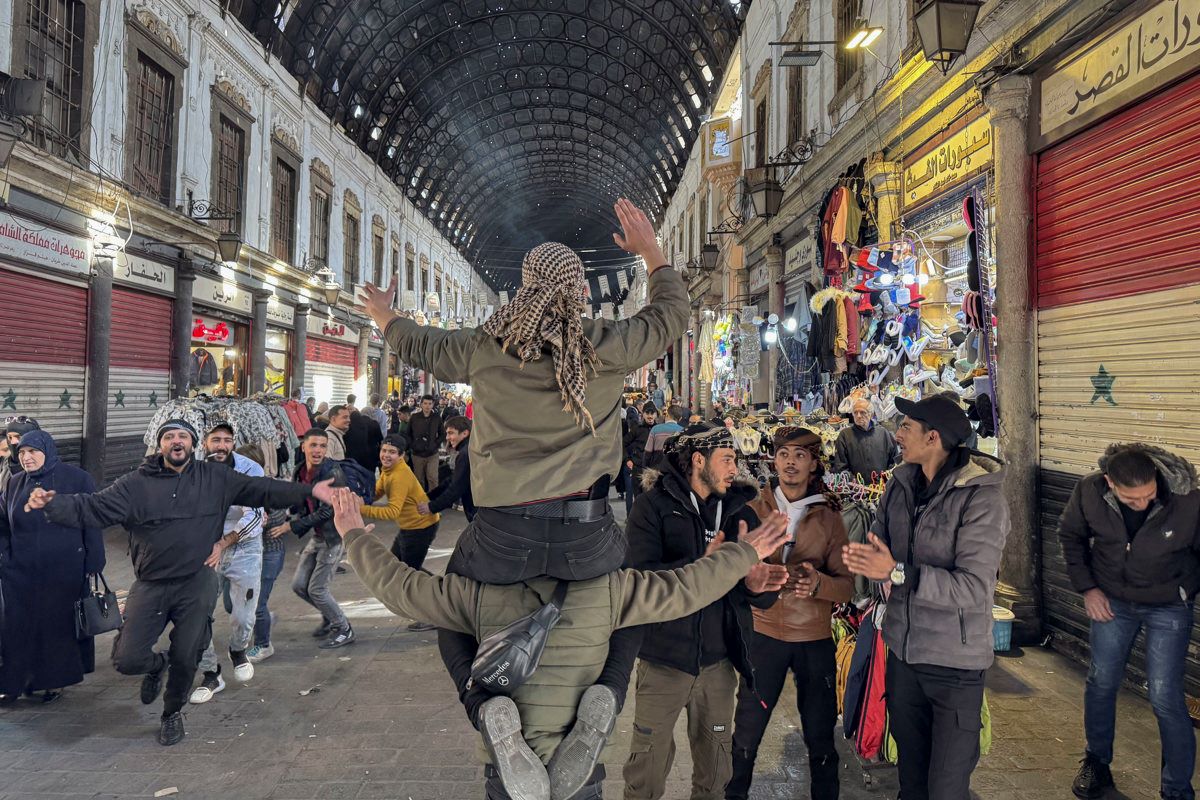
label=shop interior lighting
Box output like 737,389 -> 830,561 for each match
763,325 -> 778,345
846,20 -> 884,49
784,317 -> 798,332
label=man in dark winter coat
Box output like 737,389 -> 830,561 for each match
344,408 -> 384,472
623,402 -> 658,502
409,395 -> 445,492
1059,443 -> 1200,800
832,398 -> 897,479
623,425 -> 788,800
25,420 -> 332,746
844,395 -> 1008,800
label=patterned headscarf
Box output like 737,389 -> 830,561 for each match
482,242 -> 600,431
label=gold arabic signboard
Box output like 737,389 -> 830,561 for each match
1039,0 -> 1200,145
902,113 -> 992,211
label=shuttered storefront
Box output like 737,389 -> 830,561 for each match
0,268 -> 88,463
106,287 -> 172,483
306,337 -> 356,405
1034,68 -> 1200,692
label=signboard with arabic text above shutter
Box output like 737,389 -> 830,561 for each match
1036,0 -> 1200,149
902,111 -> 993,211
194,275 -> 253,315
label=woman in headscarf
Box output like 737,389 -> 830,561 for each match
0,430 -> 105,703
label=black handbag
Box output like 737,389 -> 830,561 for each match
470,581 -> 568,695
74,573 -> 122,640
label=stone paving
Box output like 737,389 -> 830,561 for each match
0,505 -> 1192,799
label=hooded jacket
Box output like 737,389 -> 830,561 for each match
747,481 -> 853,642
44,453 -> 312,581
343,524 -> 762,766
1059,443 -> 1200,605
628,460 -> 773,682
874,450 -> 1009,671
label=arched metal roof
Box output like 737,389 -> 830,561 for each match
231,0 -> 747,293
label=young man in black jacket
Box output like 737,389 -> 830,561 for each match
422,416 -> 475,521
623,402 -> 658,506
268,428 -> 355,650
1059,443 -> 1200,800
623,425 -> 787,800
26,419 -> 333,746
409,394 -> 445,492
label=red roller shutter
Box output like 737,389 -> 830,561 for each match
306,338 -> 357,367
0,268 -> 87,463
106,288 -> 173,482
1035,70 -> 1200,309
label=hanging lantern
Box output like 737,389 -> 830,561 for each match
914,0 -> 983,74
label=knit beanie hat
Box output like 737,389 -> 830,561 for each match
156,419 -> 199,445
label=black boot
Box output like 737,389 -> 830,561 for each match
1072,754 -> 1114,799
158,711 -> 185,746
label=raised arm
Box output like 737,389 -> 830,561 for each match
225,468 -> 313,512
42,477 -> 135,532
613,542 -> 759,628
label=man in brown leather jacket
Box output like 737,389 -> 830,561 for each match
727,426 -> 852,800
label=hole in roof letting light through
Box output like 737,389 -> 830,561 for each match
352,104 -> 365,119
370,127 -> 381,140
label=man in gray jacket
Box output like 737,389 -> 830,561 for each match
844,394 -> 1008,800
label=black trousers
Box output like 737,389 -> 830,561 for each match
885,653 -> 984,800
111,569 -> 219,716
391,523 -> 440,570
484,764 -> 605,799
727,633 -> 839,800
446,508 -> 625,585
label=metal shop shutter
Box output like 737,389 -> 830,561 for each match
106,287 -> 173,483
305,337 -> 357,404
1035,70 -> 1200,310
1036,284 -> 1200,694
0,268 -> 87,463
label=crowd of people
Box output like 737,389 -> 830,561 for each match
0,198 -> 1194,800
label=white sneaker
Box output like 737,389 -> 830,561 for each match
189,672 -> 225,704
246,644 -> 274,663
230,648 -> 254,682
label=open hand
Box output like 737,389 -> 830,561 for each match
24,487 -> 55,512
331,488 -> 374,539
359,277 -> 398,331
739,513 -> 790,560
613,199 -> 668,268
268,523 -> 291,539
204,542 -> 224,569
310,478 -> 338,506
843,532 -> 897,581
745,562 -> 789,594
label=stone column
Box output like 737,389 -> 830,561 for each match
986,74 -> 1040,644
379,334 -> 391,398
249,289 -> 270,395
765,245 -> 784,410
170,258 -> 196,399
865,153 -> 903,241
357,321 -> 370,395
81,255 -> 113,481
292,303 -> 309,396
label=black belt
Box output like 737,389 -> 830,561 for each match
491,497 -> 610,523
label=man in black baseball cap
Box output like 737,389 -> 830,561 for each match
843,393 -> 1008,800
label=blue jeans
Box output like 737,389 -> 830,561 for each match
254,547 -> 286,647
1085,597 -> 1195,798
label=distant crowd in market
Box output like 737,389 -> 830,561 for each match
0,196 -> 1195,800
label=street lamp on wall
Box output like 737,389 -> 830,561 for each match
914,0 -> 983,74
745,167 -> 784,219
312,264 -> 342,307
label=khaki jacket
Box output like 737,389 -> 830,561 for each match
343,526 -> 758,764
383,268 -> 689,506
747,484 -> 853,642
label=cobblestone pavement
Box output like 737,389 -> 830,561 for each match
0,505 -> 1191,799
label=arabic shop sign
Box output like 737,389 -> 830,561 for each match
191,315 -> 232,344
1040,0 -> 1200,143
114,252 -> 174,293
902,113 -> 992,211
305,312 -> 360,344
194,274 -> 253,315
266,297 -> 294,327
0,209 -> 90,275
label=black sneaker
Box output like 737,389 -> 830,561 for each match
140,655 -> 167,705
548,685 -> 618,800
478,696 -> 549,800
407,621 -> 436,632
1072,754 -> 1114,799
158,711 -> 185,746
318,626 -> 355,649
311,621 -> 333,638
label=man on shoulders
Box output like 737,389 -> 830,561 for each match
844,395 -> 1007,800
1059,443 -> 1199,800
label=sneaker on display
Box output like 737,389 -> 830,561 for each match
188,670 -> 225,705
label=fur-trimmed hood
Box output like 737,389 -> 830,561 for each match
1098,442 -> 1199,496
809,286 -> 852,314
